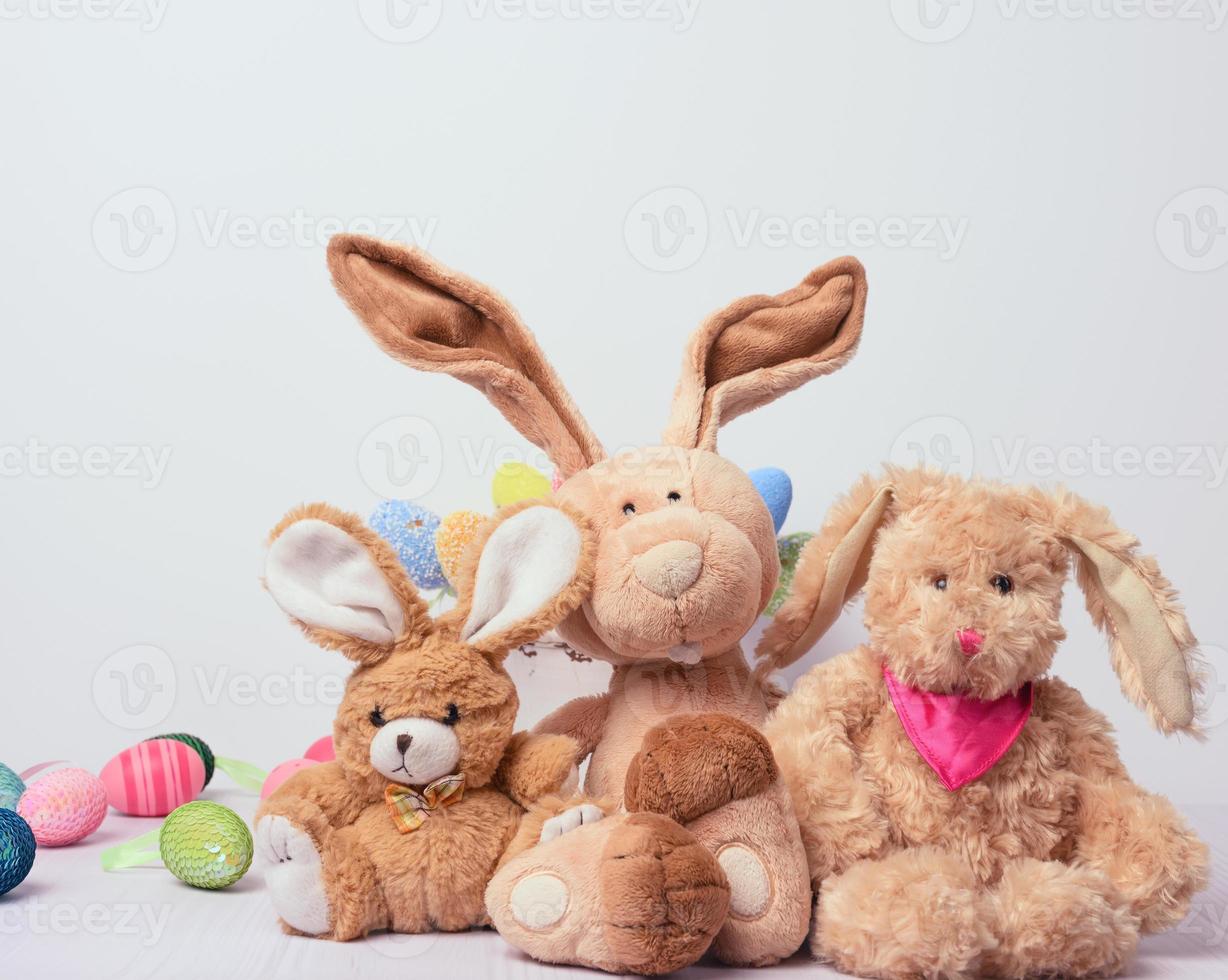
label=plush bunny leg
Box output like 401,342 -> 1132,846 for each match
485,810 -> 728,975
1073,780 -> 1210,934
684,779 -> 811,967
813,847 -> 991,980
257,815 -> 333,937
983,858 -> 1139,979
623,713 -> 809,966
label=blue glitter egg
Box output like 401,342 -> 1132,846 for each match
0,763 -> 23,811
369,501 -> 448,590
0,809 -> 36,896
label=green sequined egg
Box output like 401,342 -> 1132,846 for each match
766,532 -> 815,616
147,733 -> 215,786
159,801 -> 252,890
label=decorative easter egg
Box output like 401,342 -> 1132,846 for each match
159,801 -> 253,890
0,763 -> 24,811
260,758 -> 319,800
492,461 -> 551,507
303,736 -> 335,763
147,733 -> 215,786
16,768 -> 107,847
766,531 -> 815,616
0,809 -> 36,896
434,509 -> 485,586
100,739 -> 206,817
749,467 -> 793,534
369,500 -> 448,590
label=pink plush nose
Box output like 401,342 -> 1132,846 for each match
957,629 -> 984,657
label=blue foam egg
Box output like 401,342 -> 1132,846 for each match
369,501 -> 448,591
0,809 -> 36,896
749,468 -> 792,533
0,763 -> 23,811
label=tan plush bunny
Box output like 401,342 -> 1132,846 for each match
326,233 -> 868,974
760,468 -> 1209,979
255,499 -> 594,939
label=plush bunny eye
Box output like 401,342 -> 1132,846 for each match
369,707 -> 387,727
622,503 -> 636,516
933,575 -> 949,591
442,703 -> 460,726
667,491 -> 681,503
990,574 -> 1013,595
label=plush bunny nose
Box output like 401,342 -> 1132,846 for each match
957,629 -> 984,657
396,734 -> 413,755
634,541 -> 703,599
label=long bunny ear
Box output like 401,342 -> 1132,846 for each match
328,234 -> 606,479
264,503 -> 432,666
1049,491 -> 1204,736
662,256 -> 867,452
755,474 -> 893,679
443,499 -> 596,658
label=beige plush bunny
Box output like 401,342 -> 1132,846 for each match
760,468 -> 1209,979
326,233 -> 868,974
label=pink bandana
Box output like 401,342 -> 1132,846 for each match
883,665 -> 1034,791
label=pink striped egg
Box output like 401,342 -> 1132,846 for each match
17,767 -> 108,847
100,739 -> 206,817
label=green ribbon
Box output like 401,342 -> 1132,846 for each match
214,757 -> 267,794
100,829 -> 163,872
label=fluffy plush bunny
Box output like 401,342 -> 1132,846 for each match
254,499 -> 595,939
761,468 -> 1209,979
325,233 -> 868,973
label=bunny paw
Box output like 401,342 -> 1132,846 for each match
256,815 -> 331,936
540,803 -> 605,843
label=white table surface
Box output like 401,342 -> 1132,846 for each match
2,790 -> 1224,979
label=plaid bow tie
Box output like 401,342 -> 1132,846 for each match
384,774 -> 466,834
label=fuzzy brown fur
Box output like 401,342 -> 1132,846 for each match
255,499 -> 593,940
326,233 -> 867,973
762,469 -> 1210,979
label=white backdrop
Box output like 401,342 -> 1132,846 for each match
2,1 -> 1226,821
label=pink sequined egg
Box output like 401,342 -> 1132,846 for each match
17,767 -> 107,847
100,739 -> 206,818
260,758 -> 318,800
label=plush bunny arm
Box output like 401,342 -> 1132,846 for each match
1035,679 -> 1210,932
532,693 -> 610,762
763,647 -> 891,882
493,732 -> 581,809
255,761 -> 370,839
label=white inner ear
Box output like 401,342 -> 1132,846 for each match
266,519 -> 405,645
462,506 -> 581,645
